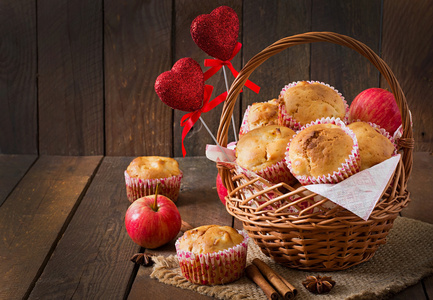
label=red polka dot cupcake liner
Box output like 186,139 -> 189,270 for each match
124,171 -> 183,203
175,231 -> 249,285
256,160 -> 297,186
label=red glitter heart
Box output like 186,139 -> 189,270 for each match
155,58 -> 204,112
191,6 -> 239,61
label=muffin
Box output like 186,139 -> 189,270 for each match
236,125 -> 297,184
239,99 -> 280,137
124,156 -> 183,203
280,81 -> 348,130
347,121 -> 396,171
286,118 -> 360,184
175,225 -> 248,285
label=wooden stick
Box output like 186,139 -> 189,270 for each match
252,258 -> 294,300
245,265 -> 279,300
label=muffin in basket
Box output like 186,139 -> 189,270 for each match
347,121 -> 397,171
175,225 -> 249,285
280,81 -> 348,130
239,98 -> 281,137
236,125 -> 297,184
286,118 -> 360,184
124,156 -> 183,203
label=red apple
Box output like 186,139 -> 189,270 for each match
125,192 -> 181,249
216,173 -> 228,205
348,88 -> 402,135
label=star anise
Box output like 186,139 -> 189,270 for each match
302,275 -> 336,294
130,253 -> 154,267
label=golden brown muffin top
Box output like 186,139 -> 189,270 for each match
246,100 -> 279,132
178,225 -> 244,254
126,156 -> 181,179
282,81 -> 346,126
348,122 -> 395,171
236,125 -> 296,172
288,123 -> 353,177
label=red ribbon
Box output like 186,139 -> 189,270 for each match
180,85 -> 227,157
203,42 -> 261,94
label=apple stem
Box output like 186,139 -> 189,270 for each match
152,182 -> 160,212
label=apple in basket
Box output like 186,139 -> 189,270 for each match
348,88 -> 402,135
216,173 -> 228,205
125,185 -> 182,249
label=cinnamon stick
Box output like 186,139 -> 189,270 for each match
246,264 -> 279,300
275,271 -> 297,297
252,258 -> 295,300
180,220 -> 193,232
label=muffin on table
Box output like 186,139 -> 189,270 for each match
286,118 -> 360,185
239,98 -> 281,137
236,125 -> 297,185
347,121 -> 396,171
280,81 -> 348,130
176,225 -> 249,285
124,156 -> 183,203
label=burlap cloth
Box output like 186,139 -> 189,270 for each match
150,217 -> 433,299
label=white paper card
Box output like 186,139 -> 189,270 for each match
304,154 -> 401,220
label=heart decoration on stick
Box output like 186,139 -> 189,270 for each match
191,6 -> 239,61
155,58 -> 204,112
155,57 -> 228,156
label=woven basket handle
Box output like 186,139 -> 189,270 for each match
217,32 -> 413,184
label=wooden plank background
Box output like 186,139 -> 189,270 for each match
0,0 -> 432,156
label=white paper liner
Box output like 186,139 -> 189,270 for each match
175,230 -> 249,285
285,117 -> 360,185
279,81 -> 349,131
124,171 -> 183,203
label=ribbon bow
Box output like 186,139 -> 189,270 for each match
204,42 -> 261,94
180,85 -> 227,157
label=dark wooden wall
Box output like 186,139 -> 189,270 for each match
1,0 -> 432,157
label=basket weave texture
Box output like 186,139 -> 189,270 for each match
216,32 -> 414,271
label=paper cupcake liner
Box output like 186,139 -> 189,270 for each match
256,160 -> 297,186
279,81 -> 349,131
175,231 -> 249,285
124,171 -> 183,203
285,117 -> 361,185
238,105 -> 252,138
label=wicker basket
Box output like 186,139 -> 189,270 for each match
216,32 -> 414,271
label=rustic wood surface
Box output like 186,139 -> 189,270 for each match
1,1 -> 431,156
0,154 -> 431,299
381,0 -> 433,153
0,0 -> 37,154
37,0 -> 104,155
104,0 -> 173,156
28,157 -> 136,299
0,154 -> 36,206
0,156 -> 101,299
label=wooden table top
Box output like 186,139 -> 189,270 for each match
0,153 -> 432,300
